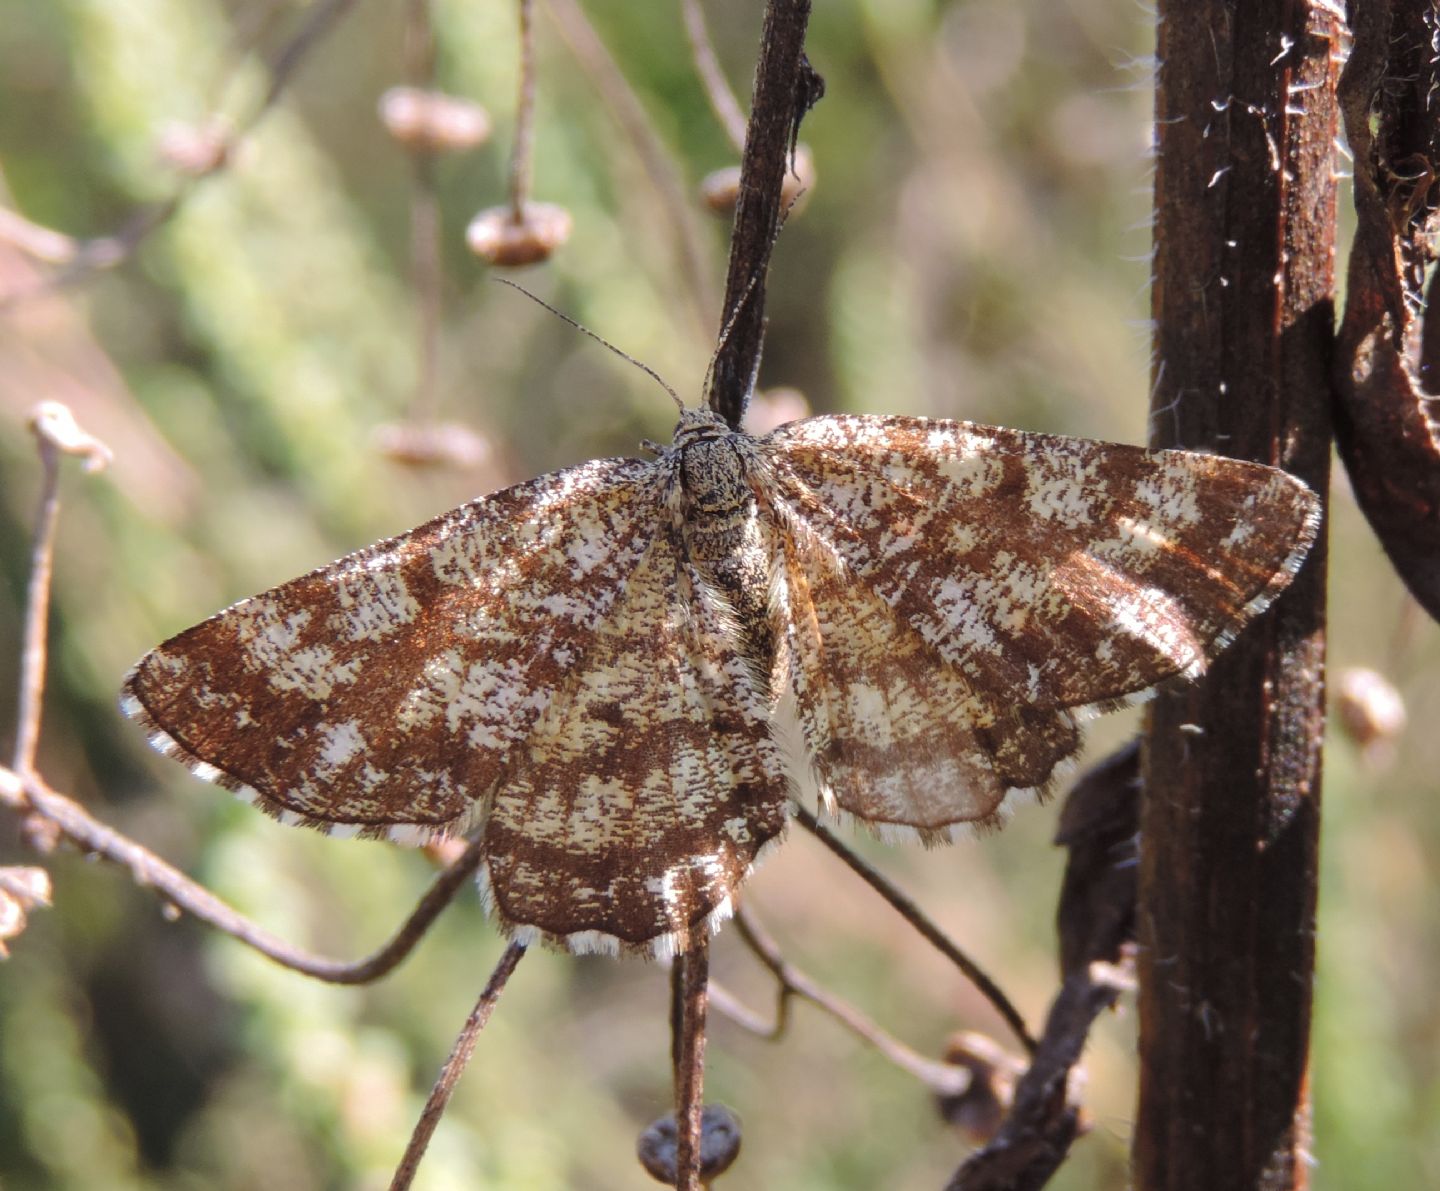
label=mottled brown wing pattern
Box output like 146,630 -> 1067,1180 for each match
123,403 -> 1320,953
124,451 -> 789,955
760,414 -> 1319,831
123,456 -> 664,838
481,527 -> 789,955
775,511 -> 1056,840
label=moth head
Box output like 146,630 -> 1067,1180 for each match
671,407 -> 733,447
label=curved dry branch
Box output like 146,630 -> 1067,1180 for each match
7,770 -> 486,984
725,903 -> 971,1096
792,805 -> 1037,1054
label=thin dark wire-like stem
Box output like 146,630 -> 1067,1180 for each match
726,905 -> 971,1095
792,805 -> 1037,1055
680,0 -> 747,151
5,770 -> 484,984
388,941 -> 528,1191
672,939 -> 710,1191
408,163 -> 442,423
260,0 -> 357,111
509,0 -> 538,218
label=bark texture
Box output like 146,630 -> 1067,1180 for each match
1136,3 -> 1339,1188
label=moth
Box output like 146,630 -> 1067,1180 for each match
123,405 -> 1320,957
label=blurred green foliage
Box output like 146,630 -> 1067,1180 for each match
0,1 -> 1436,1188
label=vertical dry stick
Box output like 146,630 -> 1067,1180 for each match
11,432 -> 62,779
509,0 -> 538,219
706,0 -> 816,428
1137,4 -> 1339,1189
671,938 -> 711,1190
388,941 -> 528,1191
403,0 -> 442,426
11,405 -> 111,783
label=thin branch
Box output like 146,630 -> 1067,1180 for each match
509,0 -> 538,218
259,0 -> 357,113
403,0 -> 442,425
0,206 -> 93,265
725,904 -> 971,1096
10,404 -> 112,782
5,769 -> 484,984
388,941 -> 528,1191
700,970 -> 782,1038
545,0 -> 715,337
671,939 -> 711,1191
680,0 -> 748,151
946,963 -> 1130,1191
706,0 -> 819,427
792,805 -> 1037,1054
0,0 -> 359,307
13,429 -> 65,778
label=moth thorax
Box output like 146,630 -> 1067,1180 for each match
680,437 -> 751,517
676,436 -> 775,682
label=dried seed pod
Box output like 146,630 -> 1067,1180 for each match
637,1104 -> 741,1185
937,1032 -> 1023,1145
701,144 -> 816,217
1335,666 -> 1407,760
372,420 -> 491,470
378,87 -> 492,153
466,202 -> 573,267
699,166 -> 740,215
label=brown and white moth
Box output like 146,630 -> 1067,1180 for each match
122,407 -> 1320,957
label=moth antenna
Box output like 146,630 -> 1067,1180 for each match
703,270 -> 763,405
493,277 -> 685,413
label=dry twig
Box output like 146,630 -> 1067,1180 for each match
671,939 -> 712,1190
388,941 -> 529,1191
0,0 -> 359,306
792,805 -> 1037,1054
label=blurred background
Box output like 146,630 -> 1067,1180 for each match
0,1 -> 1436,1187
